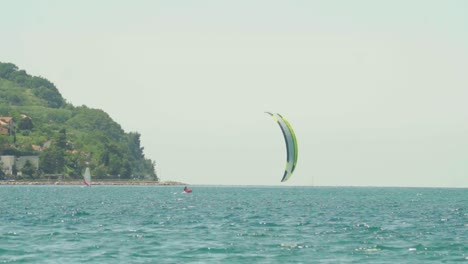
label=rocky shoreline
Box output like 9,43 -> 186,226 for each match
0,180 -> 186,186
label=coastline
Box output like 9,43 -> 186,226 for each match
0,180 -> 186,186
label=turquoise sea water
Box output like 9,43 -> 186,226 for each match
0,185 -> 467,263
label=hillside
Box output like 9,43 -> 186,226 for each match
0,62 -> 157,180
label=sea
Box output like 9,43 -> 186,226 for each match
0,185 -> 467,263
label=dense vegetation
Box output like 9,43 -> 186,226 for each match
0,62 -> 157,181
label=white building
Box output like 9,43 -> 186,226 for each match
0,155 -> 39,176
0,155 -> 16,175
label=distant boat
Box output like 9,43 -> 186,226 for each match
183,186 -> 192,193
83,167 -> 91,187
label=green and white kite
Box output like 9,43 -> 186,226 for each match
266,112 -> 298,182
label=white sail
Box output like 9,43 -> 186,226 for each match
83,167 -> 91,187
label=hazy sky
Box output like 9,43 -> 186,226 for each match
1,1 -> 467,187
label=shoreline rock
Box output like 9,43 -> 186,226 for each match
0,180 -> 187,186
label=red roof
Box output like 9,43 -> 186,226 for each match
0,116 -> 13,123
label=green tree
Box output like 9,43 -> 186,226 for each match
18,116 -> 33,130
0,161 -> 5,180
6,93 -> 23,105
40,147 -> 64,174
94,164 -> 108,179
12,165 -> 18,179
0,63 -> 18,79
56,128 -> 67,149
65,151 -> 83,179
21,160 -> 36,179
33,86 -> 64,108
127,132 -> 144,160
39,147 -> 56,174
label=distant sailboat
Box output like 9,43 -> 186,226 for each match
83,167 -> 91,187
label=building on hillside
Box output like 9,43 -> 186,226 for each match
16,156 -> 39,170
31,145 -> 43,152
0,155 -> 39,176
0,155 -> 16,175
0,116 -> 14,136
31,140 -> 53,153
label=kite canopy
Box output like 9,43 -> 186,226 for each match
266,112 -> 298,182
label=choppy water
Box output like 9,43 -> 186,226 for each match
0,185 -> 467,263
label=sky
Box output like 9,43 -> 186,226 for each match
1,0 -> 467,187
